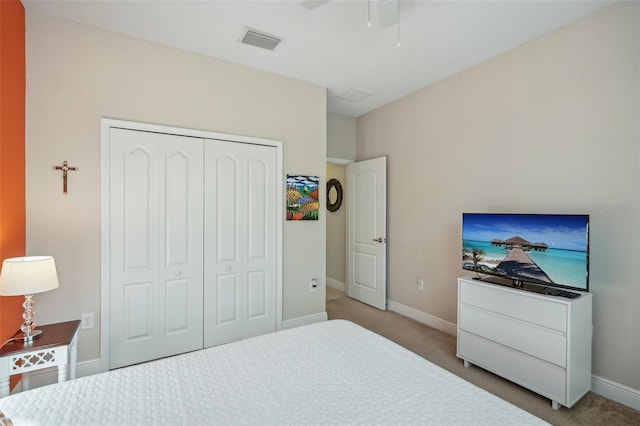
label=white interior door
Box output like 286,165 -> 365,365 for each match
203,140 -> 278,347
347,157 -> 387,310
109,128 -> 204,369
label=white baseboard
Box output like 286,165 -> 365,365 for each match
282,311 -> 328,330
592,374 -> 640,411
326,277 -> 345,291
77,358 -> 102,377
386,299 -> 457,336
326,157 -> 354,165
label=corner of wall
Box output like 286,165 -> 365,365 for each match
0,0 -> 26,350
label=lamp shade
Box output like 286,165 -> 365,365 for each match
0,256 -> 60,296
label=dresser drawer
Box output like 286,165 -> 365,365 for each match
459,280 -> 567,332
459,304 -> 567,367
458,330 -> 566,404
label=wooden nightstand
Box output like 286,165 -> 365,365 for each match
0,320 -> 80,398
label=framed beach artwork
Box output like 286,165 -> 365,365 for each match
286,175 -> 319,220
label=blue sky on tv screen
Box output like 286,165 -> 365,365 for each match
463,214 -> 588,252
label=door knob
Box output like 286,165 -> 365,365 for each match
372,237 -> 386,243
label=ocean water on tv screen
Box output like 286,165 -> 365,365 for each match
463,239 -> 588,289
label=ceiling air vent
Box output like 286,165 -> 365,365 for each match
336,88 -> 372,103
239,27 -> 282,51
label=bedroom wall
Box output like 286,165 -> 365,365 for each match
0,0 -> 26,359
326,113 -> 355,290
326,163 -> 347,288
357,1 -> 640,396
24,11 -> 327,363
327,112 -> 356,161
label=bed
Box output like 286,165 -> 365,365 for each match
0,320 -> 547,425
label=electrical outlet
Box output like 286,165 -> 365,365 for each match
417,276 -> 424,291
310,278 -> 318,293
81,313 -> 94,330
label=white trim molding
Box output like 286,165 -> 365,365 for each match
592,374 -> 640,412
386,299 -> 457,336
326,277 -> 346,292
282,312 -> 328,330
326,157 -> 354,165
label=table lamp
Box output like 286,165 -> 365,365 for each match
0,256 -> 60,342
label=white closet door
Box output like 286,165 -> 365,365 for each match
109,128 -> 204,369
203,140 -> 277,347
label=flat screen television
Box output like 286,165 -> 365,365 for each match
462,213 -> 589,292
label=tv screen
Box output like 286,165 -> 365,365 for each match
462,213 -> 589,292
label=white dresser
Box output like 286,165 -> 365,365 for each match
457,276 -> 593,409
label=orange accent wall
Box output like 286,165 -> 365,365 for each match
0,0 -> 26,359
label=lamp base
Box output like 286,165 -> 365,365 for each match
13,329 -> 43,342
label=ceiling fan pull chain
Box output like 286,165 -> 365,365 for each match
397,1 -> 401,47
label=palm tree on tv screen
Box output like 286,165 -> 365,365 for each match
472,248 -> 485,271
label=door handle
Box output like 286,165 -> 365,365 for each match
372,237 -> 386,243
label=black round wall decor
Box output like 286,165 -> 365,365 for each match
326,178 -> 343,212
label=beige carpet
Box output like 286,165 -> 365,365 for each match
326,296 -> 640,426
326,286 -> 346,301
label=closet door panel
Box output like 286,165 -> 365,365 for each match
164,278 -> 190,334
110,130 -> 160,367
123,148 -> 153,270
204,140 -> 277,347
202,276 -> 242,347
165,151 -> 191,266
216,274 -> 240,324
244,145 -> 277,339
110,128 -> 204,369
123,281 -> 153,341
204,145 -> 244,347
247,158 -> 267,260
159,143 -> 204,352
156,136 -> 204,359
247,271 -> 268,318
215,155 -> 240,263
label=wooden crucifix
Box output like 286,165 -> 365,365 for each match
52,161 -> 78,194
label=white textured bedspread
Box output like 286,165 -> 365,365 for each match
0,320 -> 547,425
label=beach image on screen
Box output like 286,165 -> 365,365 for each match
462,213 -> 589,290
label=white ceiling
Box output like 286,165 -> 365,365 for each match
22,0 -> 614,117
